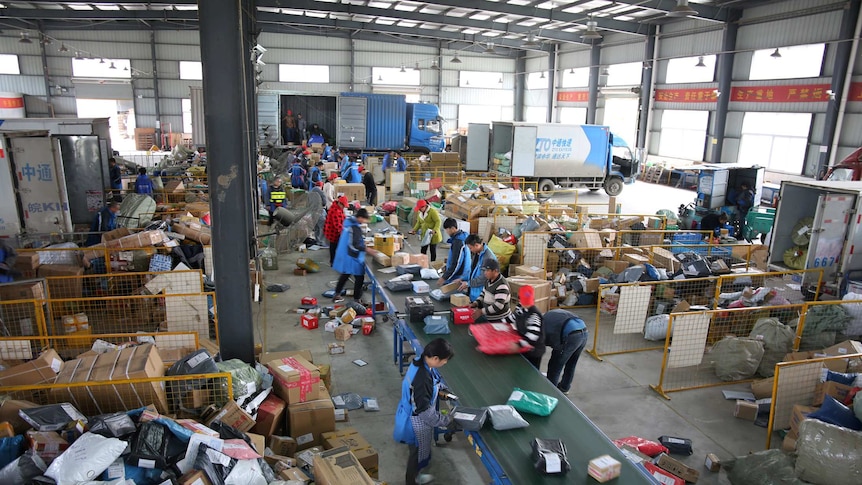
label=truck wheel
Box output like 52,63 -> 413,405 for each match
538,179 -> 555,194
604,177 -> 624,196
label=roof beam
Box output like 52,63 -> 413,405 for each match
266,0 -> 589,44
0,8 -> 198,21
605,1 -> 731,22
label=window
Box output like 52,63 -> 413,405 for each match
666,55 -> 716,83
749,44 -> 825,80
525,106 -> 546,123
0,54 -> 20,75
559,107 -> 587,124
605,62 -> 642,87
459,71 -> 503,88
418,118 -> 442,135
76,99 -> 136,151
71,58 -> 131,78
372,67 -> 419,86
458,104 -> 504,130
738,112 -> 811,174
179,61 -> 202,80
279,64 -> 330,83
527,72 -> 548,90
602,98 -> 639,149
658,110 -> 709,160
182,98 -> 192,134
561,68 -> 589,88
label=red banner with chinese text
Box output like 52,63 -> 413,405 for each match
654,88 -> 717,103
654,83 -> 862,103
0,97 -> 24,109
556,91 -> 589,102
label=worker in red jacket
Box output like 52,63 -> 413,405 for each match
324,196 -> 349,265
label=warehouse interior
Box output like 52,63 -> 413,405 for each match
1,0 -> 862,484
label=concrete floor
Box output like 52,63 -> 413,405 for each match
253,181 -> 768,485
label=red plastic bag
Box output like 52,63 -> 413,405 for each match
381,201 -> 398,212
469,323 -> 532,355
612,436 -> 669,457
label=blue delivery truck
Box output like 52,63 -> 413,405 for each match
272,92 -> 444,153
467,122 -> 639,196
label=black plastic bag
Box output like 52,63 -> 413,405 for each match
531,438 -> 570,475
167,349 -> 219,414
127,422 -> 172,469
88,412 -> 137,438
193,444 -> 235,485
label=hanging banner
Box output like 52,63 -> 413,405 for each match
556,90 -> 589,102
654,88 -> 718,103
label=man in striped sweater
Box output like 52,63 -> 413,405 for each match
509,286 -> 545,369
470,258 -> 511,323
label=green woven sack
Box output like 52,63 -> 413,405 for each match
507,387 -> 559,417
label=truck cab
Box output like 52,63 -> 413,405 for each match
406,103 -> 445,153
824,147 -> 862,181
609,133 -> 639,195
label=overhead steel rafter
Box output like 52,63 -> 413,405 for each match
604,0 -> 730,22
262,0 -> 590,44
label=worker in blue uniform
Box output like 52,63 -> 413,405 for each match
0,239 -> 18,283
394,338 -> 456,485
543,309 -> 589,394
134,167 -> 154,194
342,158 -> 362,184
332,208 -> 376,304
460,234 -> 498,302
436,218 -> 470,286
86,201 -> 121,246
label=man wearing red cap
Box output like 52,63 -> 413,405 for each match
410,200 -> 442,262
324,196 -> 349,265
509,286 -> 545,369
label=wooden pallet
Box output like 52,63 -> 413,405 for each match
640,165 -> 665,184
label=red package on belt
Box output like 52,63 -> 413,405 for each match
612,436 -> 669,457
301,296 -> 318,306
469,323 -> 532,355
452,307 -> 474,325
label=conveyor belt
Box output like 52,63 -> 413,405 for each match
366,267 -> 655,485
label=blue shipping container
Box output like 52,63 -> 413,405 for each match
340,92 -> 407,151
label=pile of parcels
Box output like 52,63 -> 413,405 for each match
611,435 -> 710,485
294,296 -> 377,344
0,344 -> 383,485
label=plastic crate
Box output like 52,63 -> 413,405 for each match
671,241 -> 731,258
671,232 -> 703,245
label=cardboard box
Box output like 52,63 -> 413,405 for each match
789,405 -> 817,436
247,432 -> 266,454
514,265 -> 546,280
267,355 -> 321,404
409,253 -> 429,269
164,179 -> 185,193
278,467 -> 310,483
12,252 -> 40,273
313,447 -> 375,485
251,394 -> 285,437
0,349 -> 62,387
0,280 -> 46,301
704,453 -> 721,472
783,350 -> 847,373
750,377 -> 774,400
569,229 -> 602,249
287,398 -> 336,450
171,222 -> 211,245
373,235 -> 402,257
318,363 -> 331,391
0,399 -> 39,434
335,324 -> 353,341
450,294 -> 471,307
440,281 -> 462,294
101,227 -> 132,243
205,399 -> 255,432
822,340 -> 862,371
26,431 -> 69,463
603,260 -> 629,273
656,452 -> 699,481
391,252 -> 410,267
269,435 -> 297,457
643,462 -> 685,485
322,428 -> 379,478
52,343 -> 169,414
813,380 -> 853,406
336,183 -> 366,202
623,253 -> 650,265
781,436 -> 797,452
179,470 -> 214,485
734,400 -> 758,421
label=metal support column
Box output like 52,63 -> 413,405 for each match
37,22 -> 54,117
199,0 -> 257,363
710,10 -> 741,164
818,0 -> 861,176
587,43 -> 601,124
436,41 -> 443,105
349,33 -> 356,92
150,31 -> 162,146
637,26 -> 657,150
546,44 -> 557,123
514,51 -> 526,122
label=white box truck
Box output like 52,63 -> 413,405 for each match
767,180 -> 862,298
466,122 -> 639,195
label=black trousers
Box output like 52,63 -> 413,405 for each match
420,243 -> 437,262
406,444 -> 420,485
329,241 -> 338,265
335,272 -> 365,301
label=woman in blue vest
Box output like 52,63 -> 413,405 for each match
460,234 -> 498,302
394,338 -> 455,485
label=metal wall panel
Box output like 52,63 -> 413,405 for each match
737,10 -> 843,50
658,30 -> 723,59
265,50 -> 350,66
0,75 -> 48,96
135,98 -> 156,116
190,86 -> 205,146
17,55 -> 44,76
47,30 -> 150,43
601,35 -> 647,65
155,44 -> 200,62
159,80 -> 201,99
259,32 -> 346,51
810,114 -> 827,145
839,114 -> 862,148
354,40 -> 436,56
558,49 -> 591,69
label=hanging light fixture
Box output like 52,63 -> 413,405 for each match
19,32 -> 33,44
540,71 -> 546,79
483,42 -> 497,54
378,74 -> 383,81
498,77 -> 503,84
770,48 -> 782,58
430,59 -> 440,70
413,62 -> 420,71
643,61 -> 652,70
601,67 -> 610,76
581,16 -> 602,40
399,65 -> 406,73
109,62 -> 117,70
695,56 -> 706,67
522,34 -> 540,48
59,43 -> 69,53
40,35 -> 51,45
450,54 -> 462,64
74,51 -> 83,60
666,0 -> 698,18
99,58 -> 106,64
569,68 -> 575,74
123,65 -> 129,71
